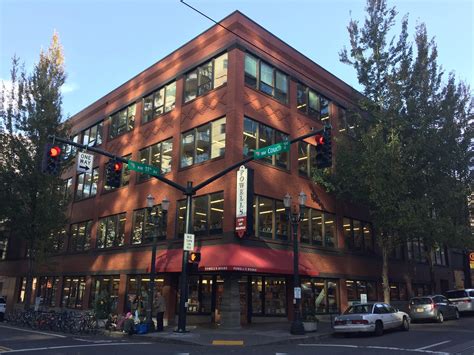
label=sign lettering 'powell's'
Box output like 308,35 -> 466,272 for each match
128,160 -> 160,177
253,141 -> 290,159
235,166 -> 248,238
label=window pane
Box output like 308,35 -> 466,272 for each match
151,143 -> 161,171
181,132 -> 195,167
91,169 -> 98,196
138,148 -> 150,182
209,192 -> 223,234
161,140 -> 172,174
363,224 -> 373,252
251,276 -> 263,315
213,53 -> 228,88
132,210 -> 145,244
367,281 -> 377,301
324,213 -> 336,247
298,142 -> 309,175
300,209 -> 310,244
258,197 -> 273,239
259,62 -> 274,95
76,174 -> 84,200
118,110 -> 127,135
164,82 -> 176,112
117,213 -> 126,246
83,172 -> 91,198
327,280 -> 338,313
106,217 -> 115,248
211,117 -> 226,159
297,84 -> 307,113
346,280 -> 356,300
244,54 -> 257,88
97,219 -> 106,248
274,131 -> 288,169
82,128 -> 90,146
343,218 -> 352,249
201,276 -> 213,313
259,123 -> 273,164
198,62 -> 213,96
320,96 -> 329,120
275,201 -> 288,240
314,280 -> 326,313
243,117 -> 257,156
308,90 -> 320,118
196,125 -> 210,163
143,94 -> 153,122
353,220 -> 363,250
96,122 -> 103,145
311,210 -> 323,245
275,71 -> 288,102
154,88 -> 165,116
184,70 -> 198,102
264,278 -> 286,315
127,104 -> 136,131
193,195 -> 208,236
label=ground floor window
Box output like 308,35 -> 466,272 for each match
301,278 -> 339,317
89,275 -> 120,318
251,276 -> 287,316
412,283 -> 431,297
17,277 -> 27,303
389,282 -> 408,301
188,275 -> 215,314
126,275 -> 164,317
346,279 -> 378,302
36,276 -> 59,307
62,276 -> 86,309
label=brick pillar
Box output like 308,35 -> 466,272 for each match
163,274 -> 176,327
83,276 -> 92,310
117,274 -> 127,313
220,273 -> 241,329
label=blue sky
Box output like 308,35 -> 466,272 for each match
1,0 -> 472,118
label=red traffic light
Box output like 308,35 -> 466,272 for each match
49,146 -> 61,157
315,134 -> 325,146
113,162 -> 123,171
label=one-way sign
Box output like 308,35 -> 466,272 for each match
77,152 -> 94,173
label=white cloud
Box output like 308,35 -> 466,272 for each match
61,82 -> 79,94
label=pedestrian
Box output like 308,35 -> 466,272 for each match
123,312 -> 135,336
153,291 -> 166,332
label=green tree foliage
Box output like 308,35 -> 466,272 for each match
327,0 -> 473,301
0,33 -> 70,308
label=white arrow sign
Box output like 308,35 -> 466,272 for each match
77,152 -> 94,173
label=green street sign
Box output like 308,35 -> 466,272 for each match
253,141 -> 290,159
128,160 -> 160,176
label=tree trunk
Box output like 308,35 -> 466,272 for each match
404,273 -> 413,299
24,252 -> 33,310
382,244 -> 390,303
426,249 -> 436,294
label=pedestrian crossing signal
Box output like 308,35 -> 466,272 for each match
188,252 -> 201,264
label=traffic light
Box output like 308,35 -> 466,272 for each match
105,158 -> 123,188
41,143 -> 62,175
315,127 -> 332,169
188,251 -> 201,264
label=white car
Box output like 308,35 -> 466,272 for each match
0,297 -> 5,322
446,289 -> 474,313
333,302 -> 410,336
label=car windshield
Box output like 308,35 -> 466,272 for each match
344,304 -> 372,314
446,290 -> 467,299
410,298 -> 432,305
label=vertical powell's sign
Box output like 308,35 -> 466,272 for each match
235,165 -> 248,238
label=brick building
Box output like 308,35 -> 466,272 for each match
0,11 -> 456,327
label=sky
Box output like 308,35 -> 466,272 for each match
1,0 -> 473,118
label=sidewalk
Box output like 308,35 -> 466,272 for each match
104,319 -> 334,346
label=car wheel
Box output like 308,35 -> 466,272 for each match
401,317 -> 409,331
436,311 -> 444,323
374,320 -> 383,336
454,309 -> 460,320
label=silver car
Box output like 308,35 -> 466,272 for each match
446,289 -> 474,313
409,295 -> 459,322
333,302 -> 410,336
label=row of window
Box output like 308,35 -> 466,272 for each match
346,280 -> 435,303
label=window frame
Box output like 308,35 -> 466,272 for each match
142,81 -> 176,123
96,213 -> 126,249
82,121 -> 104,147
69,220 -> 92,252
108,104 -> 136,139
75,167 -> 99,201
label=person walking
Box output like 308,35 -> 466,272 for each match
154,291 -> 166,332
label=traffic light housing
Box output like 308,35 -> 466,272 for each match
105,158 -> 123,188
315,127 -> 332,169
41,143 -> 62,175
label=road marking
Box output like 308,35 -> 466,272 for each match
73,338 -> 113,343
0,342 -> 152,353
299,344 -> 358,348
0,325 -> 66,338
416,340 -> 451,350
212,340 -> 244,346
299,344 -> 450,354
0,346 -> 13,353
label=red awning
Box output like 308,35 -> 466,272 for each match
154,244 -> 319,276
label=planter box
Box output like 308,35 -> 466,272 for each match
303,321 -> 318,332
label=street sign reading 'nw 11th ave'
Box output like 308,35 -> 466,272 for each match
128,160 -> 160,176
253,141 -> 290,159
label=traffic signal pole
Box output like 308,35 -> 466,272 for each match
48,125 -> 328,332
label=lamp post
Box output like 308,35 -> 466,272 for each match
284,191 -> 307,335
145,194 -> 170,332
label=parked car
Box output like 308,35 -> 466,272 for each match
409,295 -> 459,323
445,289 -> 474,313
0,297 -> 5,322
333,302 -> 410,336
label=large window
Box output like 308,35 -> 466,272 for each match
301,278 -> 338,316
96,213 -> 126,248
243,117 -> 289,169
433,245 -> 447,266
89,276 -> 120,318
389,282 -> 408,301
82,121 -> 103,147
0,236 -> 8,260
180,117 -> 226,168
244,53 -> 288,103
253,196 -> 289,240
70,220 -> 92,252
343,217 -> 374,253
299,208 -> 336,247
143,81 -> 176,123
60,177 -> 73,204
298,141 -> 318,177
36,276 -> 60,307
104,154 -> 131,190
132,204 -> 165,244
109,103 -> 136,139
138,140 -> 172,182
407,237 -> 426,263
250,276 -> 286,316
184,53 -> 228,102
62,276 -> 86,309
296,83 -> 330,120
75,167 -> 99,200
126,275 -> 164,316
49,228 -> 66,253
346,280 -> 378,302
177,192 -> 224,238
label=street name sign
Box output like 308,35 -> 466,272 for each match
128,160 -> 160,176
184,233 -> 195,251
253,141 -> 290,159
76,152 -> 94,173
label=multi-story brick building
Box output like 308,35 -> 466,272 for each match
0,11 -> 456,327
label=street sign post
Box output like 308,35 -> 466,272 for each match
76,152 -> 94,173
183,233 -> 195,251
253,141 -> 290,159
128,160 -> 160,176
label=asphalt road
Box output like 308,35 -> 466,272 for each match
0,314 -> 473,354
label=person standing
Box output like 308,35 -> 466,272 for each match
154,291 -> 166,332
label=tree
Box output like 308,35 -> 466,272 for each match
0,32 -> 70,308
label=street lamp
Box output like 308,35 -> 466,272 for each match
284,191 -> 307,335
145,194 -> 169,332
